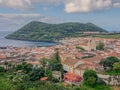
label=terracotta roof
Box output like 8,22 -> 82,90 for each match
40,77 -> 48,81
27,61 -> 40,65
64,59 -> 79,65
64,72 -> 82,82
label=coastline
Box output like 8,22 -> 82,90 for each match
5,37 -> 61,45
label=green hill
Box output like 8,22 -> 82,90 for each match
6,21 -> 107,42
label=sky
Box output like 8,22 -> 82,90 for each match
0,0 -> 120,32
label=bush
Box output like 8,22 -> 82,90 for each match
0,66 -> 4,72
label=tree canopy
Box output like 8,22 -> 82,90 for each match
83,70 -> 98,87
100,56 -> 120,69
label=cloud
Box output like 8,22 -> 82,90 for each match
0,0 -> 120,13
113,2 -> 120,8
0,0 -> 32,10
31,0 -> 63,4
65,0 -> 115,13
0,14 -> 64,31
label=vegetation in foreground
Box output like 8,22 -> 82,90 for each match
0,70 -> 112,90
0,52 -> 112,90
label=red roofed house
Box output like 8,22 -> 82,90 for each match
64,72 -> 82,85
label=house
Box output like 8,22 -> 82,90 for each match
64,72 -> 82,85
27,61 -> 40,67
52,71 -> 62,81
63,59 -> 83,73
63,58 -> 97,75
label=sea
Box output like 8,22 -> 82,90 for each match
0,31 -> 57,47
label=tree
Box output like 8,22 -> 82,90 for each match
16,64 -> 23,71
113,62 -> 120,72
100,56 -> 120,69
49,49 -> 62,71
23,63 -> 33,73
49,49 -> 64,79
86,76 -> 96,87
96,41 -> 105,50
29,68 -> 45,81
45,69 -> 52,79
0,66 -> 4,72
83,70 -> 98,87
15,62 -> 33,73
39,58 -> 48,68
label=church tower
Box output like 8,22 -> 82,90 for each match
87,38 -> 97,51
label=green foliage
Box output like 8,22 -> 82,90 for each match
6,21 -> 107,42
100,56 -> 120,69
76,46 -> 85,50
86,76 -> 96,87
48,50 -> 64,80
0,66 -> 4,72
15,62 -> 33,73
49,50 -> 62,71
113,62 -> 120,72
83,70 -> 98,87
45,69 -> 52,79
83,70 -> 98,81
39,58 -> 48,68
0,74 -> 15,90
16,64 -> 23,70
94,34 -> 120,39
29,68 -> 45,81
0,70 -> 111,90
100,57 -> 120,75
96,41 -> 105,50
74,86 -> 88,90
105,70 -> 120,75
97,78 -> 106,85
73,83 -> 112,90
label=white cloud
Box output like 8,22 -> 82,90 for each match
0,0 -> 120,13
65,0 -> 112,13
31,0 -> 63,4
113,2 -> 120,8
0,0 -> 32,10
0,14 -> 64,31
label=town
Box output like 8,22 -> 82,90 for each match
0,37 -> 120,90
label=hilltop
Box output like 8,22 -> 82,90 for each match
6,21 -> 107,42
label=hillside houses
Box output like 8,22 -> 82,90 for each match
0,37 -> 120,78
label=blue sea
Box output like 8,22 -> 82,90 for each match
0,31 -> 57,47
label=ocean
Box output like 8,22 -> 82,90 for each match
0,31 -> 57,47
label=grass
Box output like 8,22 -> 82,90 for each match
78,83 -> 112,90
93,34 -> 120,39
0,73 -> 15,90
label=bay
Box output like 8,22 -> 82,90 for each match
0,31 -> 57,47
